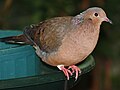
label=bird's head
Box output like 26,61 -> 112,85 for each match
82,7 -> 112,25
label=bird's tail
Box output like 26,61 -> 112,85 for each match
0,34 -> 31,45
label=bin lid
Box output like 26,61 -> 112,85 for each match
0,55 -> 95,89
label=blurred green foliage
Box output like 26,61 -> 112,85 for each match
0,0 -> 83,29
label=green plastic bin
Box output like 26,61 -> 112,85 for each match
0,30 -> 95,90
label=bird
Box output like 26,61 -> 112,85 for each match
0,7 -> 112,80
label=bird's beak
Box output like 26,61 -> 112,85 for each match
104,17 -> 113,24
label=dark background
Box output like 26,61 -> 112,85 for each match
0,0 -> 120,90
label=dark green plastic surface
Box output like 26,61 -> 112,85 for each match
0,56 -> 95,90
0,30 -> 41,80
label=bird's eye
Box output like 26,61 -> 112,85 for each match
94,13 -> 98,17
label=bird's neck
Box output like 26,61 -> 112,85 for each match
82,19 -> 101,33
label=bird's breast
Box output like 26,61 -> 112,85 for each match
44,27 -> 100,66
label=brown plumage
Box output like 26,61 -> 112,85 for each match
0,7 -> 112,80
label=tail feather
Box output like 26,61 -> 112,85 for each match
0,34 -> 31,45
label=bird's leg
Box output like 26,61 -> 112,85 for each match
57,65 -> 73,80
68,65 -> 81,80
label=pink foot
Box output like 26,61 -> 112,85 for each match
68,65 -> 81,80
57,65 -> 81,80
57,65 -> 72,80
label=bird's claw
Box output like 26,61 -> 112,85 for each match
57,65 -> 81,80
68,65 -> 81,80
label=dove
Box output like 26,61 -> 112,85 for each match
0,7 -> 112,80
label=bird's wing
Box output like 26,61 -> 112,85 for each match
24,16 -> 73,53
